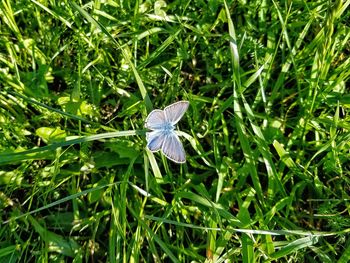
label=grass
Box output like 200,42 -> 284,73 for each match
0,0 -> 350,262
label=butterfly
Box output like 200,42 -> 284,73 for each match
145,101 -> 189,163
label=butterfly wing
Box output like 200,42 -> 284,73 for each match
164,101 -> 189,125
146,130 -> 166,152
145,109 -> 167,130
161,131 -> 186,163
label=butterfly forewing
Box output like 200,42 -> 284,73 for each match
164,101 -> 189,125
145,109 -> 167,130
161,132 -> 186,163
146,130 -> 165,152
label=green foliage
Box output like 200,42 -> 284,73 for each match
1,0 -> 350,261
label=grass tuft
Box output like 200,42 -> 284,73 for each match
1,0 -> 350,261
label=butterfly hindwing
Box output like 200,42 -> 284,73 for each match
146,130 -> 165,152
161,132 -> 186,163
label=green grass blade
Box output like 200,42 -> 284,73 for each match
0,130 -> 140,164
224,0 -> 264,205
270,236 -> 319,259
70,2 -> 153,113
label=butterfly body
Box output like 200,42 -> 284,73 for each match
145,101 -> 189,163
162,123 -> 175,132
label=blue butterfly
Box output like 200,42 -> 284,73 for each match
145,101 -> 189,163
